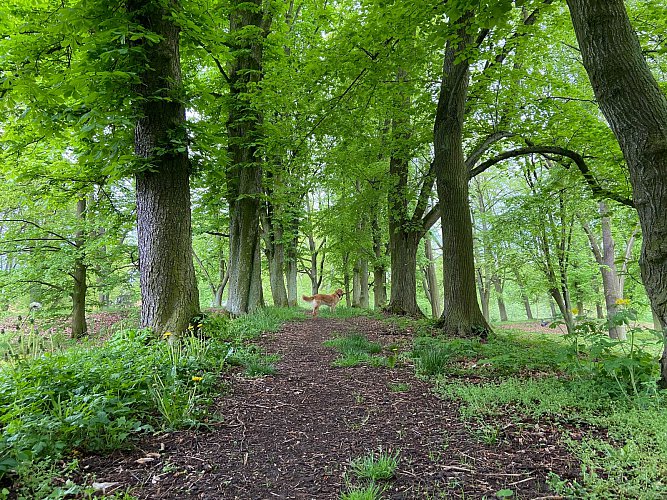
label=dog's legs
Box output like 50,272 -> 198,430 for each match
313,301 -> 320,318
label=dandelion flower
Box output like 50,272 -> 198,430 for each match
192,376 -> 203,382
162,331 -> 173,338
615,298 -> 630,306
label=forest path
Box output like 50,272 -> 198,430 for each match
80,315 -> 576,499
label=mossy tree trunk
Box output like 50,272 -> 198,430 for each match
129,0 -> 200,333
225,0 -> 271,315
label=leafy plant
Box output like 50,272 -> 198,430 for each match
388,382 -> 410,392
560,314 -> 663,401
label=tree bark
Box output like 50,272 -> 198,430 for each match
225,0 -> 269,315
424,235 -> 441,318
512,269 -> 534,320
433,18 -> 491,337
476,269 -> 491,321
567,0 -> 667,385
492,276 -> 508,322
581,206 -> 629,339
262,204 -> 288,307
371,211 -> 387,309
385,69 -> 424,318
130,0 -> 200,333
385,230 -> 422,317
358,257 -> 369,308
71,198 -> 88,338
285,218 -> 299,307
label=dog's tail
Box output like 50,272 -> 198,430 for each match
302,294 -> 314,302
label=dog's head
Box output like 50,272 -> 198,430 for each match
335,288 -> 344,298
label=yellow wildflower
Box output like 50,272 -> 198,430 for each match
162,331 -> 173,338
197,323 -> 203,328
188,324 -> 194,330
571,308 -> 579,315
615,298 -> 631,306
192,376 -> 203,382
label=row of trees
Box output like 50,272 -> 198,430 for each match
1,0 -> 666,382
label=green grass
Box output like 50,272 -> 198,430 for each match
325,333 -> 387,368
349,449 -> 400,481
388,382 -> 409,392
340,482 -> 384,500
419,325 -> 667,498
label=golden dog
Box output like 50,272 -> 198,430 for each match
302,289 -> 344,317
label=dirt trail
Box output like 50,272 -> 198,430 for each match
80,316 -> 576,499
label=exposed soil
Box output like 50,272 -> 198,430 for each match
77,316 -> 578,499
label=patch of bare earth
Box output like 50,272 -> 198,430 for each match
78,316 -> 578,499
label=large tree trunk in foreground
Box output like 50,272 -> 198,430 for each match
433,21 -> 491,337
567,0 -> 667,385
71,198 -> 88,338
225,0 -> 268,315
130,0 -> 200,333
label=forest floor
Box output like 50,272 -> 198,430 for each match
77,316 -> 578,499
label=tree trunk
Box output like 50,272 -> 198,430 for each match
371,211 -> 387,309
343,254 -> 351,307
385,68 -> 424,318
550,287 -> 574,335
548,300 -> 556,320
130,0 -> 200,333
512,270 -> 534,320
358,258 -> 369,308
424,235 -> 442,318
581,203 -> 626,339
71,198 -> 88,338
477,270 -> 490,321
523,294 -> 534,320
433,19 -> 491,337
265,223 -> 288,307
492,276 -> 508,321
225,0 -> 269,316
352,261 -> 361,307
567,0 -> 667,385
268,246 -> 288,306
286,228 -> 299,307
386,231 -> 422,317
599,204 -> 626,339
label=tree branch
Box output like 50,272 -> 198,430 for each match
0,219 -> 75,246
468,145 -> 634,207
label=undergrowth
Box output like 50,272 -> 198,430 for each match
0,306 -> 300,499
324,333 -> 390,368
411,317 -> 667,498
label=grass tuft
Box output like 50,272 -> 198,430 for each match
349,449 -> 399,481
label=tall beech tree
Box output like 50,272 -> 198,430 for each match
129,0 -> 200,332
224,0 -> 271,315
566,0 -> 667,386
433,12 -> 491,337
